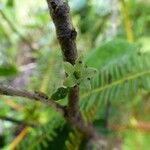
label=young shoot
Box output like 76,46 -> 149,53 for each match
63,55 -> 98,89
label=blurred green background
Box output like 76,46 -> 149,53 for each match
0,0 -> 150,149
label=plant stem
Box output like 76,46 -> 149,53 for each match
0,85 -> 65,114
120,0 -> 134,43
46,0 -> 81,124
46,0 -> 107,145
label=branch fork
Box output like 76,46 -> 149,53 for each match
0,0 -> 108,147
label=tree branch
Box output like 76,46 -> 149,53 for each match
0,0 -> 108,147
46,0 -> 77,64
46,0 -> 107,146
46,0 -> 81,122
0,85 -> 65,114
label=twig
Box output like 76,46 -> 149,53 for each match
46,0 -> 80,120
9,127 -> 29,150
46,0 -> 107,146
46,0 -> 81,123
0,87 -> 107,145
0,85 -> 65,114
109,121 -> 150,132
46,0 -> 78,64
120,0 -> 134,43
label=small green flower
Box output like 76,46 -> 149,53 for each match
63,56 -> 97,89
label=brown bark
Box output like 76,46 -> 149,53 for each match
46,0 -> 81,126
0,86 -> 65,114
46,0 -> 107,145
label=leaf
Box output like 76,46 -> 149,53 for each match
76,55 -> 84,64
63,62 -> 74,75
51,87 -> 69,101
63,56 -> 97,88
81,79 -> 91,90
85,39 -> 138,69
0,65 -> 18,76
81,52 -> 150,117
75,55 -> 84,72
63,75 -> 77,87
82,67 -> 98,78
7,0 -> 14,7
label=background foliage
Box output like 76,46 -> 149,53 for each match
0,0 -> 150,149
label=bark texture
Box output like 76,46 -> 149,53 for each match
46,0 -> 107,145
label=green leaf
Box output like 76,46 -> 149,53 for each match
75,55 -> 84,64
85,39 -> 138,69
51,87 -> 69,101
63,62 -> 74,75
81,79 -> 91,89
63,75 -> 77,87
63,55 -> 97,88
82,67 -> 98,78
0,65 -> 18,76
75,55 -> 84,72
7,0 -> 14,7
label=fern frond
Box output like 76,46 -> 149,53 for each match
82,100 -> 99,123
81,52 -> 150,110
17,116 -> 65,150
65,102 -> 99,150
65,129 -> 83,150
65,51 -> 150,150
